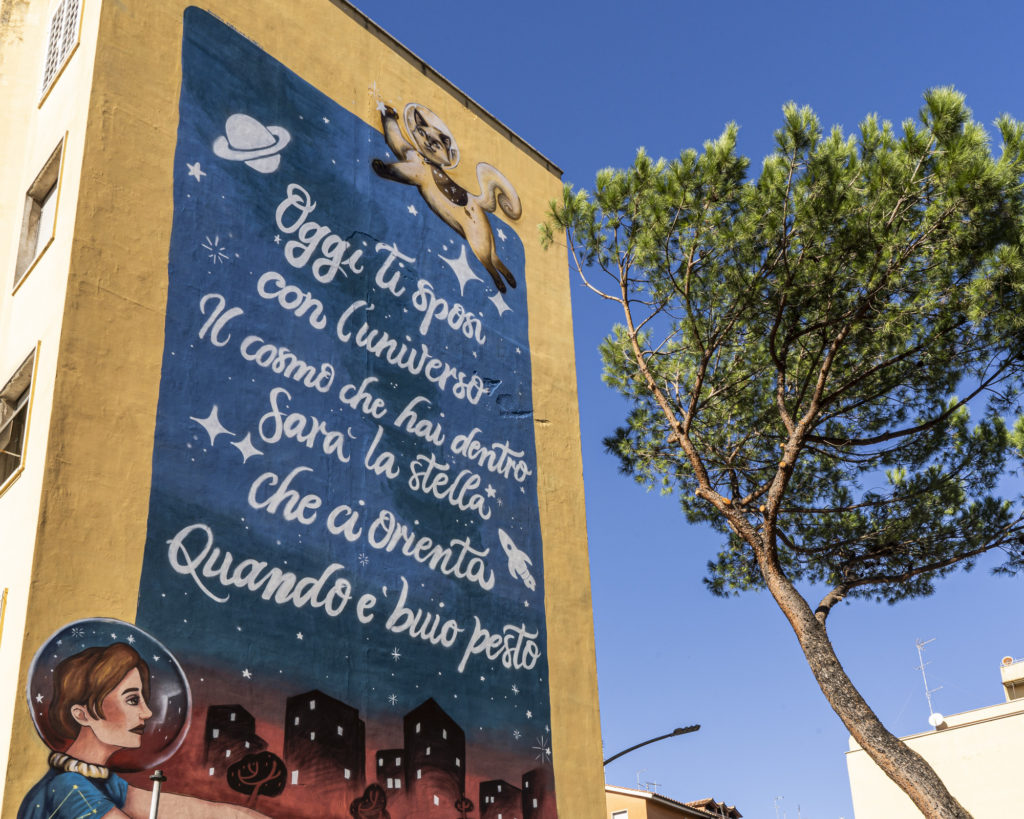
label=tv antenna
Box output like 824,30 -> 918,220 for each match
916,638 -> 944,728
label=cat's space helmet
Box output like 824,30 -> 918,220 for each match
403,103 -> 459,169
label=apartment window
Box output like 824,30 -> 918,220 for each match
211,728 -> 220,739
291,770 -> 299,785
40,0 -> 81,99
0,352 -> 35,488
14,141 -> 63,289
611,811 -> 628,819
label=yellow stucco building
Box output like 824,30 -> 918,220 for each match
0,1 -> 604,816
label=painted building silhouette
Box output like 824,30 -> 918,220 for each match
522,766 -> 555,818
480,778 -> 522,819
204,705 -> 268,778
285,689 -> 365,794
375,748 -> 405,795
404,698 -> 466,812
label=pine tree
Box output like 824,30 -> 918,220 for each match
543,88 -> 1024,819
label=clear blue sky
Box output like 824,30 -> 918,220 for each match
364,3 -> 1024,817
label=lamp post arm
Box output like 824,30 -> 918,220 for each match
602,724 -> 700,767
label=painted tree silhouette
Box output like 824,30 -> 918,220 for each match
349,783 -> 390,819
455,793 -> 475,818
226,751 -> 287,809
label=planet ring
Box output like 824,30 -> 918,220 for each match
212,126 -> 291,161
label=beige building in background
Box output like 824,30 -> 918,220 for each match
846,658 -> 1024,818
605,785 -> 742,819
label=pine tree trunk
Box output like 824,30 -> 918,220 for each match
757,554 -> 973,819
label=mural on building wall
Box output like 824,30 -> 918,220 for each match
128,7 -> 557,817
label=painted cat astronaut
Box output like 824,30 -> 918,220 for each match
372,102 -> 523,293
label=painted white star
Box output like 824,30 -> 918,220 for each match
126,635 -> 135,644
232,432 -> 263,462
322,117 -> 330,124
485,484 -> 496,498
391,647 -> 402,662
497,227 -> 507,241
513,729 -> 522,740
110,633 -> 117,639
489,291 -> 511,316
273,234 -> 282,244
35,693 -> 43,703
242,668 -> 252,679
532,735 -> 551,763
201,235 -> 230,264
407,204 -> 418,216
297,632 -> 304,640
439,245 -> 483,295
526,710 -> 533,718
388,693 -> 398,706
511,684 -> 520,695
186,162 -> 206,181
190,406 -> 233,444
376,100 -> 387,114
153,655 -> 161,662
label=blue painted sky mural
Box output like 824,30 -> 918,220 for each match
134,9 -> 555,816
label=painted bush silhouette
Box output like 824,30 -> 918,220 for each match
349,783 -> 390,819
226,751 -> 287,808
455,793 -> 475,818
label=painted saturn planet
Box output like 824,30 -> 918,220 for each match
212,113 -> 291,173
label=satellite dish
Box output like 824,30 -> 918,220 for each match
928,713 -> 945,728
1002,656 -> 1014,666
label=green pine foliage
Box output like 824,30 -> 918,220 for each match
544,87 -> 1024,610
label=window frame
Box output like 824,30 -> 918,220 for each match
39,0 -> 84,105
13,137 -> 66,293
1,346 -> 40,496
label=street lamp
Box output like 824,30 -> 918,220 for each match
602,724 -> 701,766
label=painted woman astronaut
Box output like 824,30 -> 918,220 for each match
19,642 -> 265,818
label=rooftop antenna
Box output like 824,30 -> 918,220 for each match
915,638 -> 944,728
635,769 -> 646,790
774,795 -> 785,819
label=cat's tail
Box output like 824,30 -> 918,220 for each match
473,163 -> 522,220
